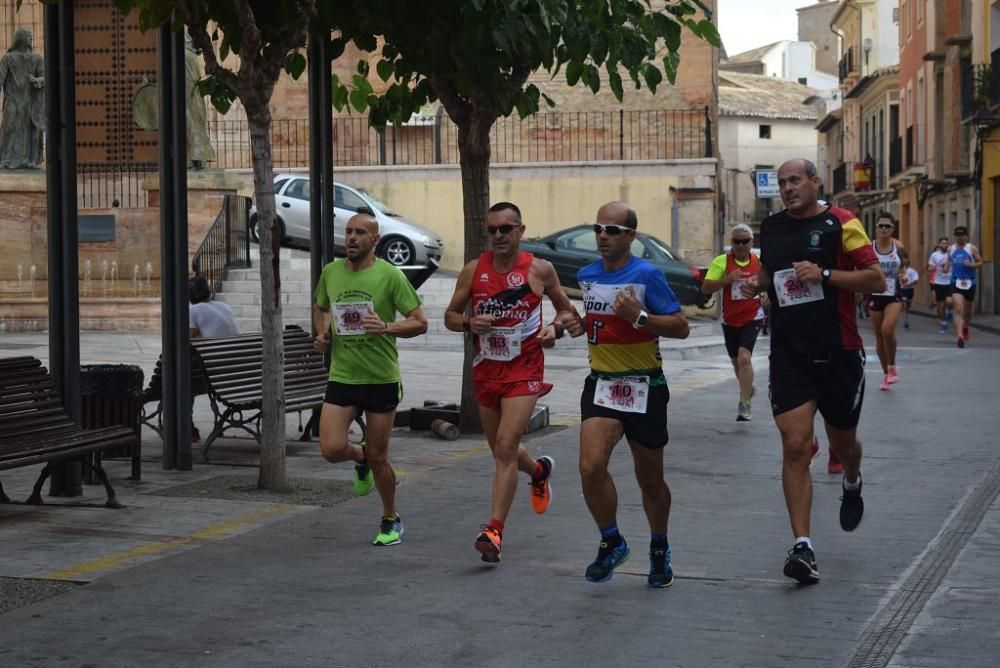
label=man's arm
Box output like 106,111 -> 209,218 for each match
612,286 -> 689,340
443,260 -> 478,333
969,245 -> 985,267
382,307 -> 428,338
792,260 -> 885,294
700,255 -> 735,295
312,304 -> 331,352
537,259 -> 585,338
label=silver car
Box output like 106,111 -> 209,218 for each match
249,175 -> 444,267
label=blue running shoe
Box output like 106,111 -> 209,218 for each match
585,537 -> 630,583
648,545 -> 674,588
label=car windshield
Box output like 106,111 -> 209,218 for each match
357,188 -> 399,216
644,236 -> 678,261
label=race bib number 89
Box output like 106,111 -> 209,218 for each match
333,301 -> 374,336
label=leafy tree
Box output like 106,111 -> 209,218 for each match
330,0 -> 720,430
111,0 -> 320,490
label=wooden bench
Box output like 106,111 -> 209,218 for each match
190,326 -> 332,462
0,357 -> 136,508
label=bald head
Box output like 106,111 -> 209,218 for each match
596,201 -> 638,229
347,213 -> 379,235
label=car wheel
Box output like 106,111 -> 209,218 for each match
379,236 -> 415,267
250,216 -> 285,244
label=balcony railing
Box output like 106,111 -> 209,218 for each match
991,48 -> 1000,106
838,47 -> 855,83
905,126 -> 916,167
889,135 -> 903,176
832,162 -> 847,194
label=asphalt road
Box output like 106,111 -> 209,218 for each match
0,319 -> 998,667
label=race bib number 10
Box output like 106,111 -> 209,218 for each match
594,376 -> 650,413
333,301 -> 374,336
773,268 -> 824,307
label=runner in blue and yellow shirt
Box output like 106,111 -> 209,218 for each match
566,201 -> 690,589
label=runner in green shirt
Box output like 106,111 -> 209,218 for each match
313,213 -> 427,546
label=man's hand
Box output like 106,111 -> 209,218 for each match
539,324 -> 558,348
792,261 -> 823,284
362,309 -> 388,335
469,313 -> 494,336
724,270 -> 743,285
612,287 -> 642,323
314,332 -> 330,352
740,275 -> 761,298
559,309 -> 586,337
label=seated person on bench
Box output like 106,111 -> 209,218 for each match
189,276 -> 240,441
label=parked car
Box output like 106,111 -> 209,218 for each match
248,175 -> 444,268
519,225 -> 710,307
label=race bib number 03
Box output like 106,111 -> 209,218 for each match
773,268 -> 824,307
482,326 -> 522,361
333,301 -> 374,336
594,376 -> 649,413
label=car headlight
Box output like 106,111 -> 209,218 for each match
422,235 -> 441,247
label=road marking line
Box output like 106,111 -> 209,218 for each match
39,504 -> 301,581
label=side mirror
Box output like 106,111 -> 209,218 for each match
546,240 -> 556,250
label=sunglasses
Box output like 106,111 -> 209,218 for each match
877,224 -> 894,230
731,238 -> 752,245
593,223 -> 631,236
487,223 -> 521,235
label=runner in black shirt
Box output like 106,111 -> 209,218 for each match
744,159 -> 884,584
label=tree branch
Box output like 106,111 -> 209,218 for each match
232,0 -> 262,59
178,3 -> 243,95
429,76 -> 471,127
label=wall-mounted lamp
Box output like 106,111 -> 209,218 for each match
863,38 -> 872,53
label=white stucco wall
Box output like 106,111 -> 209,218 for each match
720,116 -> 819,226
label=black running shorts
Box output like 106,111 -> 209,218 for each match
723,319 -> 763,358
866,294 -> 900,312
952,285 -> 976,302
932,284 -> 952,301
324,380 -> 402,413
769,349 -> 866,430
580,375 -> 670,449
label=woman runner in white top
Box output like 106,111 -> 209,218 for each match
865,212 -> 908,391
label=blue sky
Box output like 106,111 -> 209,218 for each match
717,0 -> 801,57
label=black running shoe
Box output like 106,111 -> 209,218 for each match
648,545 -> 673,588
840,475 -> 864,531
585,536 -> 630,583
783,542 -> 820,584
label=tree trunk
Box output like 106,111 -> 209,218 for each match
247,103 -> 288,491
455,112 -> 494,433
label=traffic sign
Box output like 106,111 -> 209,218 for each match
755,170 -> 779,198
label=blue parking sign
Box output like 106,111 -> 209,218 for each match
756,170 -> 779,198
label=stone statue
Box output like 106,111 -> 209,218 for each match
184,32 -> 215,170
0,28 -> 45,170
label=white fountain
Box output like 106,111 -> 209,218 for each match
144,261 -> 153,296
132,264 -> 140,296
29,265 -> 37,298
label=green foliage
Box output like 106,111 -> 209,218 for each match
329,0 -> 719,126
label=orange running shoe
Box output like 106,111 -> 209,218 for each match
475,524 -> 502,563
530,456 -> 554,514
827,448 -> 844,475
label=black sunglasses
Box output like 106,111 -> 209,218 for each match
593,223 -> 631,236
877,224 -> 894,230
487,223 -> 521,235
731,238 -> 752,245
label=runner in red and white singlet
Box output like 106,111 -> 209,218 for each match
445,202 -> 584,564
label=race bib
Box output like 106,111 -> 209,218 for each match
879,277 -> 897,297
333,301 -> 374,336
773,268 -> 824,307
956,278 -> 972,290
730,279 -> 748,301
481,326 -> 522,361
594,376 -> 649,413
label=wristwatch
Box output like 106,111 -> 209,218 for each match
633,309 -> 649,329
821,268 -> 832,284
